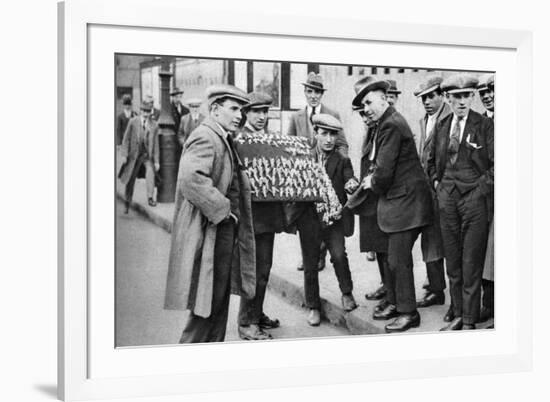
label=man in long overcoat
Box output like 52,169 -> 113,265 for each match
118,100 -> 159,211
355,78 -> 434,333
427,74 -> 494,331
412,76 -> 450,316
164,84 -> 256,343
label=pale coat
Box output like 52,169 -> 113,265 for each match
164,117 -> 256,318
118,116 -> 159,184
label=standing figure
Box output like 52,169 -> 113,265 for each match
118,100 -> 160,212
386,79 -> 401,107
164,85 -> 256,343
354,78 -> 434,333
116,94 -> 137,146
237,92 -> 284,341
177,98 -> 206,146
170,87 -> 190,132
427,74 -> 494,331
412,76 -> 450,317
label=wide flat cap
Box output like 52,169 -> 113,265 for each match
441,73 -> 479,94
387,79 -> 401,95
243,91 -> 273,110
170,87 -> 184,96
185,97 -> 203,107
476,73 -> 495,91
352,77 -> 391,108
206,84 -> 249,106
302,72 -> 326,92
414,75 -> 444,97
312,113 -> 343,132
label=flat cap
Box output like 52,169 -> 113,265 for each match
441,73 -> 479,94
414,75 -> 444,97
140,99 -> 153,111
170,87 -> 184,96
476,73 -> 495,91
387,79 -> 401,95
312,113 -> 343,132
243,91 -> 273,111
185,97 -> 203,107
487,74 -> 495,90
302,72 -> 326,92
205,84 -> 249,106
352,77 -> 391,108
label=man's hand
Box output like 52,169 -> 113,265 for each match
344,178 -> 360,194
154,163 -> 160,171
361,175 -> 373,190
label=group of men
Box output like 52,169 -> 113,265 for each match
120,67 -> 494,343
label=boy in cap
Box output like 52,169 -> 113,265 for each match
236,92 -> 284,340
355,77 -> 433,333
427,73 -> 494,330
164,84 -> 257,343
477,74 -> 495,119
116,93 -> 137,146
170,87 -> 190,131
309,114 -> 360,316
177,98 -> 205,146
412,76 -> 450,317
118,100 -> 160,211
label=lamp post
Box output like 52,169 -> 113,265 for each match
156,66 -> 178,203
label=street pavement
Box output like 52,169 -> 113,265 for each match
116,201 -> 347,347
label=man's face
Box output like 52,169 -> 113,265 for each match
362,90 -> 388,122
304,87 -> 323,108
189,105 -> 200,114
315,127 -> 338,152
140,109 -> 152,119
447,91 -> 474,118
478,88 -> 494,112
173,93 -> 183,104
421,91 -> 444,116
212,98 -> 243,132
246,107 -> 269,131
358,110 -> 375,127
386,93 -> 398,107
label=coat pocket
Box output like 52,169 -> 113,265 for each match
386,185 -> 407,200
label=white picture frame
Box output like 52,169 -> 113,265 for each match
58,0 -> 533,400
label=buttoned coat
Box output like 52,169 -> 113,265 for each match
118,116 -> 159,185
287,104 -> 349,156
164,117 -> 256,318
417,103 -> 452,168
370,106 -> 433,233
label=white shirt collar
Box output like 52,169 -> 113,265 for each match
307,104 -> 321,116
486,110 -> 494,118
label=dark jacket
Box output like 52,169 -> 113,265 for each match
370,106 -> 433,233
171,102 -> 190,132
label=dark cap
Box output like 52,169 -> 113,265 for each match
206,84 -> 249,106
476,73 -> 495,92
170,87 -> 184,96
122,94 -> 132,106
352,77 -> 391,108
302,72 -> 326,92
243,92 -> 273,111
387,79 -> 401,95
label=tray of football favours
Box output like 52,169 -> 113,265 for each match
233,132 -> 342,226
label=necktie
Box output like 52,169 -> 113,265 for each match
309,106 -> 316,125
448,117 -> 462,165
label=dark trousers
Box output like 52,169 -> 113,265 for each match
238,232 -> 275,326
482,279 -> 494,311
297,205 -> 322,310
385,227 -> 422,314
179,221 -> 236,343
376,252 -> 388,286
438,186 -> 488,325
322,220 -> 353,295
425,259 -> 446,293
124,154 -> 155,203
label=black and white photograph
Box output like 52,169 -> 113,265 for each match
115,54 -> 494,346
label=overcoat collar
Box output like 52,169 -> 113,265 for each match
201,116 -> 235,168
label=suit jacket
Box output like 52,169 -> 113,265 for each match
426,109 -> 494,198
116,110 -> 137,145
321,149 -> 357,237
370,106 -> 433,233
417,103 -> 452,170
287,104 -> 349,156
118,116 -> 160,185
171,102 -> 190,131
178,112 -> 206,146
164,117 -> 256,317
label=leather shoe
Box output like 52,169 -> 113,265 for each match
384,311 -> 421,333
365,285 -> 387,300
341,294 -> 357,312
477,306 -> 494,323
148,198 -> 157,207
307,309 -> 321,326
462,323 -> 475,330
440,317 -> 463,331
238,324 -> 273,340
297,264 -> 304,271
422,278 -> 430,290
259,314 -> 280,329
443,306 -> 455,322
373,303 -> 399,320
417,291 -> 445,308
374,299 -> 389,313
